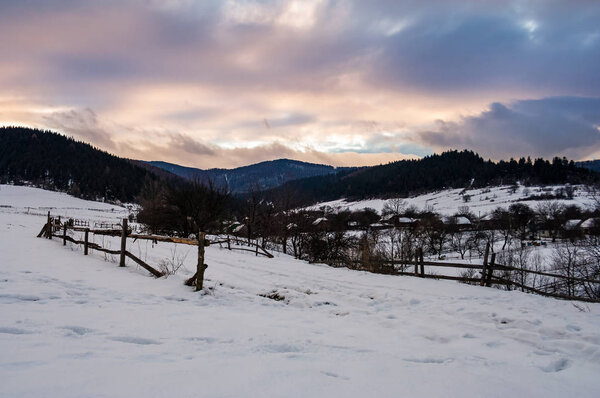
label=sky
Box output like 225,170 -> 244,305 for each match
0,0 -> 599,169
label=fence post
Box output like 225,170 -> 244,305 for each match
119,218 -> 127,267
486,253 -> 496,287
255,241 -> 259,256
480,242 -> 490,286
46,211 -> 52,239
419,248 -> 425,277
414,251 -> 419,275
196,232 -> 207,291
227,235 -> 231,250
84,228 -> 89,255
63,224 -> 67,246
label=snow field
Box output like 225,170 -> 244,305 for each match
308,184 -> 595,216
1,186 -> 600,397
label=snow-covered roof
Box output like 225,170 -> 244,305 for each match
397,217 -> 415,224
233,224 -> 246,233
581,218 -> 599,229
369,223 -> 387,228
455,216 -> 471,225
564,219 -> 582,230
312,217 -> 328,225
442,216 -> 471,225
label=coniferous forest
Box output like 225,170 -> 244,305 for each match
1,126 -> 598,206
0,126 -> 161,202
268,150 -> 599,203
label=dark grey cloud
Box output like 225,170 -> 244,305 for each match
364,1 -> 600,95
419,96 -> 600,159
3,1 -> 598,95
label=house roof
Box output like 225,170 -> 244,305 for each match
581,218 -> 599,228
312,217 -> 328,225
442,216 -> 471,225
369,223 -> 387,228
564,219 -> 583,230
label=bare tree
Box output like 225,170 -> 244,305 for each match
450,230 -> 472,260
420,214 -> 447,258
536,201 -> 565,242
497,247 -> 532,292
492,208 -> 513,250
166,177 -> 231,236
551,241 -> 583,297
138,177 -> 230,236
244,182 -> 263,244
382,198 -> 407,217
272,185 -> 304,254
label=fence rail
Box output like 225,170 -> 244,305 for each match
211,235 -> 274,258
38,213 -> 599,302
37,213 -> 274,290
357,244 -> 600,303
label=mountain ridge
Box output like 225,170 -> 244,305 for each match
0,126 -> 170,203
266,150 -> 600,205
147,158 -> 355,193
578,160 -> 600,173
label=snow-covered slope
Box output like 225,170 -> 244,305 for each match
308,184 -> 595,216
0,184 -> 130,222
1,186 -> 600,397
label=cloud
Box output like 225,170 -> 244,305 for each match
419,96 -> 600,159
117,136 -> 415,168
40,108 -> 117,150
7,1 -> 598,96
1,1 -> 599,166
167,133 -> 215,156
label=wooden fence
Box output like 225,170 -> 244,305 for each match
211,235 -> 274,258
36,213 -> 273,291
37,213 -> 599,302
363,245 -> 600,303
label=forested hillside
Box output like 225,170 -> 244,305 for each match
578,160 -> 600,173
269,150 -> 599,203
0,126 -> 165,202
148,159 -> 351,193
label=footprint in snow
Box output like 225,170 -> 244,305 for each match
403,357 -> 454,364
540,358 -> 571,373
321,371 -> 349,380
0,293 -> 41,303
163,295 -> 188,302
108,336 -> 162,345
184,336 -> 221,344
259,343 -> 302,354
60,326 -> 95,336
0,326 -> 34,335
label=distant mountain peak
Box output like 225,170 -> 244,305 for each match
147,159 -> 350,193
